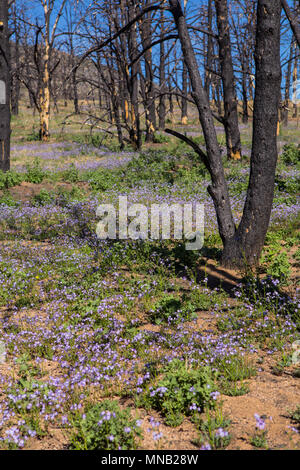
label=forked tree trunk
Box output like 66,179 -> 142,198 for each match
0,0 -> 10,172
221,0 -> 282,268
168,0 -> 236,245
168,0 -> 281,269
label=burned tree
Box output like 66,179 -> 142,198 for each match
0,0 -> 10,172
167,0 -> 282,268
214,0 -> 241,160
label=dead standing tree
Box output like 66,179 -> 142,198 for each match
167,0 -> 282,268
214,0 -> 241,160
0,0 -> 10,172
66,0 -> 283,269
21,0 -> 67,141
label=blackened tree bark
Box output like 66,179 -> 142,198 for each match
11,1 -> 20,115
241,50 -> 249,124
0,0 -> 10,172
204,0 -> 213,99
139,0 -> 156,142
214,0 -> 241,160
65,3 -> 80,114
168,0 -> 236,245
181,60 -> 188,124
168,0 -> 281,268
292,40 -> 298,117
283,38 -> 294,126
128,0 -> 141,150
158,7 -> 166,129
221,0 -> 282,267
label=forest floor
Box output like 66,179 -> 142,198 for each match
0,101 -> 299,451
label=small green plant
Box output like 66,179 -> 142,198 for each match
218,355 -> 257,382
25,159 -> 46,184
70,400 -> 142,450
26,130 -> 40,142
196,404 -> 231,450
0,170 -> 23,190
145,359 -> 217,426
153,133 -> 171,144
63,163 -> 79,183
281,143 -> 300,165
289,405 -> 300,431
89,169 -> 119,191
219,381 -> 249,397
250,414 -> 269,449
32,189 -> 53,206
271,352 -> 293,376
261,243 -> 291,285
0,191 -> 19,207
188,286 -> 225,311
294,248 -> 300,264
148,295 -> 197,325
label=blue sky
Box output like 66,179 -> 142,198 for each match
19,0 -> 299,98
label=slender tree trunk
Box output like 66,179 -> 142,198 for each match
0,0 -> 10,172
181,60 -> 188,124
283,39 -> 293,126
168,59 -> 174,123
221,0 -> 282,268
39,4 -> 51,142
11,10 -> 20,116
204,0 -> 213,99
71,50 -> 79,114
39,43 -> 50,141
241,45 -> 249,124
214,0 -> 241,160
168,0 -> 236,245
292,41 -> 298,118
139,1 -> 156,142
128,1 -> 141,149
158,9 -> 166,129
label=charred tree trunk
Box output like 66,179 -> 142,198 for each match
292,42 -> 298,118
168,59 -> 174,123
204,0 -> 213,99
11,3 -> 20,116
0,0 -> 10,172
139,1 -> 156,142
241,57 -> 249,124
221,0 -> 282,268
158,8 -> 166,130
283,39 -> 294,126
71,54 -> 79,114
128,1 -> 141,150
181,60 -> 188,125
168,0 -> 236,245
214,0 -> 241,160
168,0 -> 281,269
